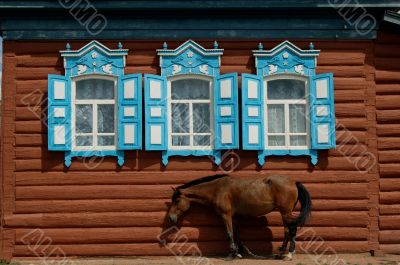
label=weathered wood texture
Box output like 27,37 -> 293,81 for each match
375,30 -> 400,254
0,34 -> 398,259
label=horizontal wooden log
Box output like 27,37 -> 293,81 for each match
14,226 -> 369,245
376,95 -> 400,110
317,66 -> 365,78
380,205 -> 400,215
380,192 -> 400,205
17,54 -> 61,67
15,106 -> 43,121
336,118 -> 367,130
15,134 -> 45,147
16,80 -> 48,94
14,155 -> 370,172
374,44 -> 400,57
379,164 -> 400,178
379,216 -> 400,230
15,171 -> 368,186
4,211 -> 369,228
13,241 -> 369,257
336,131 -> 366,144
377,124 -> 400,137
335,103 -> 366,117
333,77 -> 366,90
335,90 -> 365,103
378,137 -> 400,150
15,121 -> 44,134
376,84 -> 400,95
15,198 -> 368,214
377,110 -> 400,124
378,151 -> 400,163
375,70 -> 400,83
379,244 -> 400,254
380,178 -> 400,192
15,183 -> 368,200
380,230 -> 400,244
374,58 -> 400,70
317,51 -> 365,66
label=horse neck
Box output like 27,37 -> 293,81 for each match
182,183 -> 216,204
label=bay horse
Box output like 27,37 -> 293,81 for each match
167,174 -> 312,261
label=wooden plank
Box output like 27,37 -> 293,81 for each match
15,198 -> 369,214
378,137 -> 400,150
4,211 -> 369,228
14,227 -> 369,245
380,192 -> 400,205
15,171 -> 368,186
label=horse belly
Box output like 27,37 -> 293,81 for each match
235,199 -> 275,216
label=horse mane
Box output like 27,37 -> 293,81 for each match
172,174 -> 228,202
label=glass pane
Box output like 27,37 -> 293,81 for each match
267,104 -> 285,133
171,103 -> 189,133
172,135 -> 190,146
289,104 -> 307,133
171,79 -> 210,99
290,135 -> 307,146
76,104 -> 93,133
267,79 -> 305,100
98,135 -> 115,146
193,103 -> 210,133
76,79 -> 115,99
76,135 -> 92,146
194,135 -> 211,146
98,104 -> 115,133
268,136 -> 285,146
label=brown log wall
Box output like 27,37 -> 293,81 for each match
375,31 -> 400,254
0,35 -> 397,259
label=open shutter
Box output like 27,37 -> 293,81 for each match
214,73 -> 239,150
48,74 -> 71,151
118,74 -> 142,150
144,74 -> 167,150
242,74 -> 264,150
310,73 -> 336,149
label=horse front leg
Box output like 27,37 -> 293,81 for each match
221,213 -> 238,260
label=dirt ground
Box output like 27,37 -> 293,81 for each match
13,254 -> 400,265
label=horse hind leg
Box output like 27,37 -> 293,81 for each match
278,225 -> 290,258
283,224 -> 298,261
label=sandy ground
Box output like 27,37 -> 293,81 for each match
12,254 -> 400,265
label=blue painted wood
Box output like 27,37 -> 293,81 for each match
144,74 -> 168,151
241,73 -> 264,150
251,40 -> 335,165
118,74 -> 142,150
48,40 -> 138,166
214,73 -> 239,150
310,73 -> 336,150
48,74 -> 71,152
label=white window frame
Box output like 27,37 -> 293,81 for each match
167,74 -> 214,150
71,74 -> 118,151
263,74 -> 310,150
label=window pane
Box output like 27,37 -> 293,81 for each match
267,104 -> 285,133
98,135 -> 115,146
268,136 -> 285,146
76,135 -> 92,146
76,104 -> 93,133
193,103 -> 210,133
171,103 -> 189,133
76,79 -> 115,99
267,79 -> 305,99
194,135 -> 211,146
290,135 -> 307,146
171,79 -> 210,99
172,135 -> 190,146
289,104 -> 307,133
98,104 -> 115,133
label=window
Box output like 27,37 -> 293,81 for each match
264,76 -> 309,149
72,76 -> 117,150
168,77 -> 213,150
48,41 -> 142,167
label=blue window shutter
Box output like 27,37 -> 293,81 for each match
48,74 -> 71,151
144,74 -> 168,150
118,74 -> 142,150
310,73 -> 336,149
241,74 -> 264,150
214,73 -> 239,150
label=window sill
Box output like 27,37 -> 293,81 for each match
65,150 -> 124,167
162,150 -> 221,166
258,149 -> 318,166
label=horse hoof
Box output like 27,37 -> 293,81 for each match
224,254 -> 235,261
236,253 -> 243,259
283,255 -> 293,261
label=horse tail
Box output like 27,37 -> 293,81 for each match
295,182 -> 312,227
